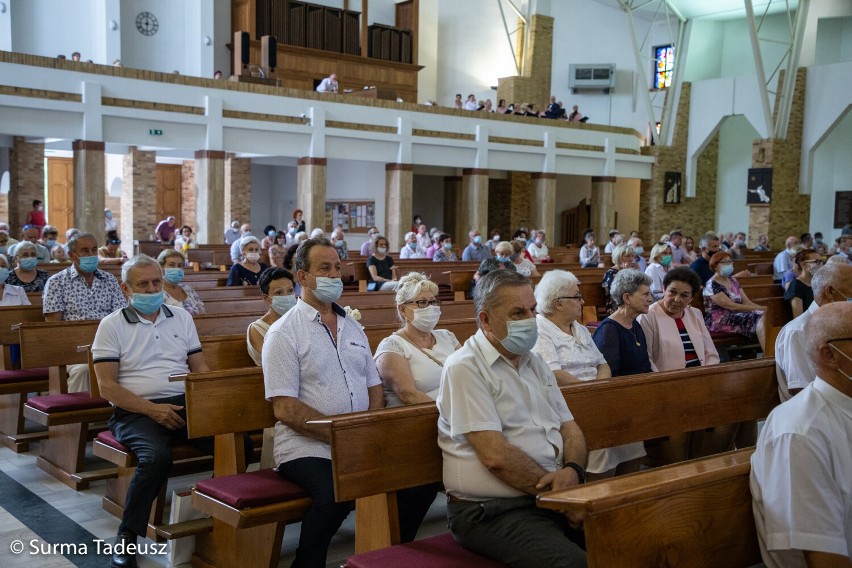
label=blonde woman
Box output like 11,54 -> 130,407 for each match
644,242 -> 673,300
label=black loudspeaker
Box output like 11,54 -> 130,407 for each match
234,31 -> 250,75
262,35 -> 277,70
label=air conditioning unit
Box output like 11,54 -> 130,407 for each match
568,64 -> 615,94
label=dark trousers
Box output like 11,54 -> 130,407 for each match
278,457 -> 439,568
109,394 -> 252,537
448,496 -> 587,568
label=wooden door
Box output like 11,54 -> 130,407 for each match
47,158 -> 74,237
155,165 -> 182,227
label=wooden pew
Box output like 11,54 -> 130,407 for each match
200,298 -> 267,315
318,358 -> 778,561
537,449 -> 759,568
192,286 -> 262,300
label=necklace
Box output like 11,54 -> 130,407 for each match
614,311 -> 641,346
399,328 -> 444,367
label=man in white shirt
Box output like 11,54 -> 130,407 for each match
751,301 -> 852,568
603,230 -> 620,254
775,263 -> 851,401
438,269 -> 588,567
263,238 -> 434,567
229,224 -> 252,263
668,230 -> 687,265
223,220 -> 241,245
315,73 -> 338,93
828,232 -> 852,266
773,235 -> 800,281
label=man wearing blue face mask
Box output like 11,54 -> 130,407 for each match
262,238 -> 386,568
92,254 -> 250,568
462,229 -> 492,262
43,232 -> 128,392
438,269 -> 588,567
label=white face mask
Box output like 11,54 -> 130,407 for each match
245,252 -> 260,262
409,305 -> 441,333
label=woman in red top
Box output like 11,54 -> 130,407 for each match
25,200 -> 46,230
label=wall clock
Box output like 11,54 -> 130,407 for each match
136,12 -> 159,36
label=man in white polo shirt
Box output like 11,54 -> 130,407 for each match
438,269 -> 588,567
92,254 -> 247,568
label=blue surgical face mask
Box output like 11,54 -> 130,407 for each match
494,316 -> 538,355
268,230 -> 276,238
496,256 -> 511,263
271,294 -> 297,316
131,291 -> 164,315
335,240 -> 345,248
289,228 -> 296,235
309,275 -> 343,303
735,239 -> 745,247
0,268 -> 9,282
408,242 -> 417,250
634,246 -> 644,255
78,255 -> 99,273
19,257 -> 38,271
163,267 -> 184,285
473,235 -> 482,244
443,242 -> 452,250
0,247 -> 6,255
720,264 -> 734,277
44,239 -> 57,249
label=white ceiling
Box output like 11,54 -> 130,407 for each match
593,0 -> 799,21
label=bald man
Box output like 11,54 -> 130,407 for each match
775,263 -> 852,401
751,301 -> 851,568
772,236 -> 800,282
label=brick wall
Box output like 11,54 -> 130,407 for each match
8,137 -> 45,233
224,156 -> 251,229
509,172 -> 532,233
181,160 -> 197,231
496,15 -> 554,113
120,147 -> 156,245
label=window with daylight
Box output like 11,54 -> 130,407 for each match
654,44 -> 674,89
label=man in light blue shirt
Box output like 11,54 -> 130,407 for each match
462,229 -> 492,262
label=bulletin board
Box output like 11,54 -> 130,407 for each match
324,200 -> 375,234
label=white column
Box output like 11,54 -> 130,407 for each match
0,0 -> 12,52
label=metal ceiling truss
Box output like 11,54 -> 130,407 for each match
618,0 -> 686,145
496,0 -> 530,76
744,0 -> 809,139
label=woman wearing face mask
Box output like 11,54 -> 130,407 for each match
227,236 -> 268,286
526,230 -> 552,264
399,231 -> 425,259
431,233 -> 458,262
785,250 -> 822,318
703,251 -> 766,350
158,250 -> 206,315
260,225 -> 277,251
638,267 -> 721,464
6,241 -> 49,292
590,269 -> 653,478
601,244 -> 637,315
268,231 -> 288,269
644,242 -> 673,301
0,254 -> 32,306
330,229 -> 350,260
507,240 -> 539,277
375,272 -> 460,406
367,236 -> 398,290
247,267 -> 296,469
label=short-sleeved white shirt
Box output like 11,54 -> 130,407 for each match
532,315 -> 606,381
437,329 -> 573,501
645,262 -> 667,300
774,301 -> 819,402
92,305 -> 202,400
263,298 -> 381,465
750,378 -> 852,567
374,329 -> 459,406
0,284 -> 31,306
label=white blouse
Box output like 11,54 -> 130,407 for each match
0,284 -> 31,306
532,315 -> 606,381
527,242 -> 550,263
645,262 -> 668,300
513,258 -> 537,276
374,329 -> 460,406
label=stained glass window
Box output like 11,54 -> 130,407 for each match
654,44 -> 674,89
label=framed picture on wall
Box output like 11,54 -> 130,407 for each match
664,172 -> 681,205
747,168 -> 772,205
835,191 -> 852,228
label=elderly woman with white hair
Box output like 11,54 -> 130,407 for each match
0,254 -> 31,306
601,243 -> 637,315
533,270 -> 611,385
329,228 -> 349,260
399,231 -> 426,259
375,272 -> 461,406
226,236 -> 268,286
589,268 -> 653,478
645,241 -> 673,300
6,241 -> 50,292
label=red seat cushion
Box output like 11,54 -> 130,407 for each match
195,468 -> 308,509
96,430 -> 129,452
347,533 -> 505,568
26,392 -> 110,413
0,367 -> 49,384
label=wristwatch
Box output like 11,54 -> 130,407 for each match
563,462 -> 587,484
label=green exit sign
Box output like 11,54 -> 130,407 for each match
148,129 -> 163,135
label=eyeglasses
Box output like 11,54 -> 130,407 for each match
404,299 -> 442,309
558,294 -> 584,302
801,260 -> 823,267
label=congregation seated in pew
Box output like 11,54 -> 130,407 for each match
6,241 -> 50,292
92,253 -> 252,568
262,238 -> 434,567
432,233 -> 458,262
157,249 -> 206,315
366,235 -> 399,291
751,301 -> 851,567
509,240 -> 539,276
703,251 -> 767,351
43,232 -> 127,392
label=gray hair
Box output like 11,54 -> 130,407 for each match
473,269 -> 531,328
157,248 -> 185,265
12,241 -> 36,257
534,270 -> 579,316
699,233 -> 719,250
610,268 -> 651,307
294,231 -> 307,242
294,237 -> 333,273
812,262 -> 851,301
309,228 -> 325,239
611,243 -> 636,267
239,236 -> 261,252
67,232 -> 96,254
121,254 -> 162,284
404,231 -> 416,242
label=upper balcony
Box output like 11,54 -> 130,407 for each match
0,51 -> 653,180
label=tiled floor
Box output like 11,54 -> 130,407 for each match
0,443 -> 450,568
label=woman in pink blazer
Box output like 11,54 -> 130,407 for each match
638,266 -> 723,465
